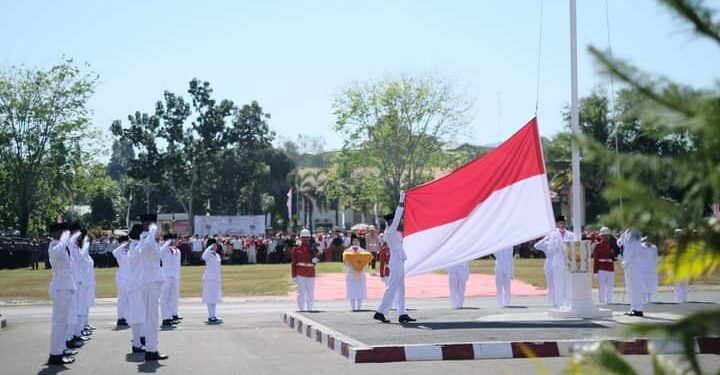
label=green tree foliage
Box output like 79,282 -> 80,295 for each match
566,1 -> 720,373
332,73 -> 472,205
0,59 -> 97,235
111,79 -> 279,230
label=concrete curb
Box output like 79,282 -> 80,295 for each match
282,312 -> 720,363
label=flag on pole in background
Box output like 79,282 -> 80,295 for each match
403,117 -> 555,276
287,188 -> 293,220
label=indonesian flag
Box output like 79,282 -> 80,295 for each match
404,117 -> 555,276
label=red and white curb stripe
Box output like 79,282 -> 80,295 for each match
282,312 -> 720,363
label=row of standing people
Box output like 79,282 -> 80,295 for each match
46,222 -> 96,365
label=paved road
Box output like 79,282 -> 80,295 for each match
1,291 -> 718,374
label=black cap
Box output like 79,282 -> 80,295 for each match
48,222 -> 69,232
206,238 -> 216,246
139,213 -> 157,223
117,235 -> 129,243
163,233 -> 176,240
129,224 -> 143,240
555,215 -> 566,223
69,222 -> 82,232
383,213 -> 395,222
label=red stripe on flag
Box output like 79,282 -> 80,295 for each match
405,117 -> 545,236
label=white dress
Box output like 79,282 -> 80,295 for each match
343,247 -> 368,300
202,247 -> 223,304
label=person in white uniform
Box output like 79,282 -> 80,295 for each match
343,237 -> 368,311
112,236 -> 131,327
534,216 -> 575,307
494,247 -> 515,307
160,234 -> 182,327
202,238 -> 223,323
66,224 -> 88,346
138,214 -> 168,361
374,191 -> 416,324
47,222 -> 77,365
448,261 -> 470,309
619,229 -> 646,316
79,233 -> 96,334
639,237 -> 658,303
126,225 -> 147,354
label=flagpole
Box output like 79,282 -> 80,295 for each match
570,0 -> 583,238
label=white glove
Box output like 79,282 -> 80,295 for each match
311,257 -> 319,264
399,191 -> 406,204
164,240 -> 172,247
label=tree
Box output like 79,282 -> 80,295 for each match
567,1 -> 720,373
111,79 -> 275,231
0,59 -> 97,235
333,73 -> 472,205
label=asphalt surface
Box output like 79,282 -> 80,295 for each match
0,291 -> 718,375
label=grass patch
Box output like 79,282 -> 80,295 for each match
1,259 -> 717,300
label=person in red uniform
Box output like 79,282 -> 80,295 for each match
378,242 -> 390,282
291,229 -> 319,311
591,227 -> 616,304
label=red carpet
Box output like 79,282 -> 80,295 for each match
289,273 -> 546,301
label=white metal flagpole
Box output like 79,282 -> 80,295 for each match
570,0 -> 583,238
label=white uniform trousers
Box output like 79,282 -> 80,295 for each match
495,271 -> 512,307
596,270 -> 614,304
626,268 -> 645,312
295,276 -> 315,311
377,261 -> 406,315
448,275 -> 468,309
116,282 -> 129,319
248,248 -> 257,264
551,267 -> 566,307
160,277 -> 179,320
544,261 -> 554,304
142,282 -> 162,352
674,281 -> 688,303
50,290 -> 74,355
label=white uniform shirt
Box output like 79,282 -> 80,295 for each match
112,243 -> 131,283
202,246 -> 222,282
48,233 -> 77,293
384,205 -> 407,264
160,242 -> 182,280
137,226 -> 165,286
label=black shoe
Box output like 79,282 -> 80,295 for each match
398,314 -> 416,323
140,336 -> 146,346
172,315 -> 183,321
84,324 -> 96,331
208,317 -> 223,324
162,319 -> 174,327
625,310 -> 644,317
373,312 -> 390,323
117,318 -> 128,327
66,339 -> 83,349
145,351 -> 168,361
132,346 -> 146,353
73,335 -> 91,342
81,329 -> 93,336
62,349 -> 77,356
48,354 -> 74,365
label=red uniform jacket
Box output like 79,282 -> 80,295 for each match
592,238 -> 615,273
291,243 -> 316,278
379,243 -> 390,278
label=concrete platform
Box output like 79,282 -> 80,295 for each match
282,301 -> 720,363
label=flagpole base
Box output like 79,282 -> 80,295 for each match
549,270 -> 612,319
548,306 -> 612,319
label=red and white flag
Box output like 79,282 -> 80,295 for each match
404,117 -> 555,276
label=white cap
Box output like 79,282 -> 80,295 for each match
599,227 -> 611,235
299,229 -> 311,238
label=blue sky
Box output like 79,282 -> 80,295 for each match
2,0 -> 719,158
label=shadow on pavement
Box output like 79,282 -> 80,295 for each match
37,365 -> 70,375
125,353 -> 145,363
137,361 -> 164,373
